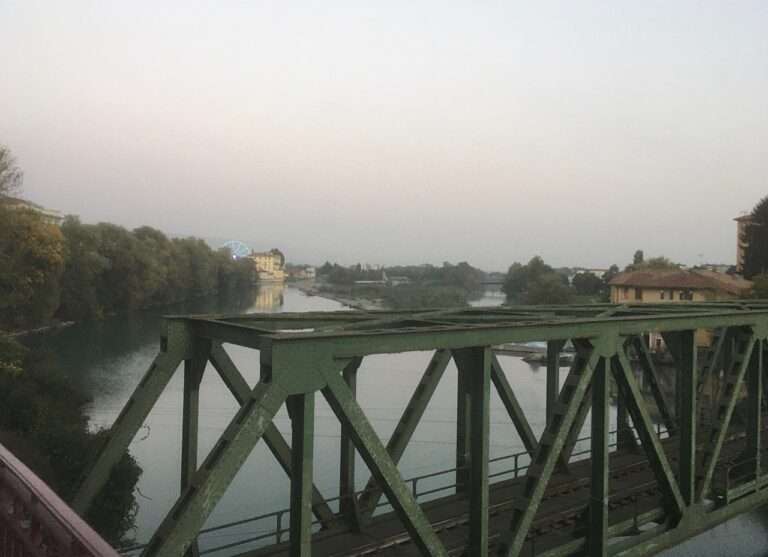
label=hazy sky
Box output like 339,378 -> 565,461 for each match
2,1 -> 767,271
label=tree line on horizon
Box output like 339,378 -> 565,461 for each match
0,144 -> 145,546
501,250 -> 687,305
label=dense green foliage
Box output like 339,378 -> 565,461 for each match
317,261 -> 483,308
502,256 -> 574,304
749,274 -> 768,298
0,210 -> 254,330
624,255 -> 681,272
0,334 -> 140,544
743,195 -> 768,279
0,207 -> 66,328
383,262 -> 484,291
571,271 -> 604,296
381,285 -> 469,309
316,262 -> 383,285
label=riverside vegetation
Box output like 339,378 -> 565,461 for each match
0,144 -> 255,546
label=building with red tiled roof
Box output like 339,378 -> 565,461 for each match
609,269 -> 752,348
608,269 -> 752,303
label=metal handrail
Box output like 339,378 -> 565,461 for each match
0,442 -> 121,557
120,423 -> 668,555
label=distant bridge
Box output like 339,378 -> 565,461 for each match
15,301 -> 768,556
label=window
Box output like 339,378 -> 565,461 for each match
635,287 -> 643,301
623,287 -> 629,299
660,291 -> 665,300
669,290 -> 675,300
680,290 -> 694,301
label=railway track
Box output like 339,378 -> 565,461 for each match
319,428 -> 766,557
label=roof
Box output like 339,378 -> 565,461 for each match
609,269 -> 752,296
0,195 -> 45,210
735,214 -> 754,223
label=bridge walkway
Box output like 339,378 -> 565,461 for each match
249,427 -> 764,557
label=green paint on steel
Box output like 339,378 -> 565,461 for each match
744,339 -> 763,478
339,358 -> 363,531
142,382 -> 287,557
490,354 -> 538,458
666,331 -> 696,506
358,349 -> 451,517
454,347 -> 491,557
698,329 -> 756,501
72,302 -> 768,556
321,369 -> 447,557
181,339 -> 209,557
589,357 -> 609,557
496,342 -> 599,557
615,349 -> 685,518
545,339 -> 566,427
207,343 -> 336,527
288,392 -> 315,557
631,335 -> 677,435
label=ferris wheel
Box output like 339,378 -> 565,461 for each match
222,240 -> 250,259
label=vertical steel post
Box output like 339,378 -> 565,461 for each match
615,342 -> 636,452
340,359 -> 362,531
676,331 -> 697,506
616,388 -> 635,451
456,360 -> 472,495
455,347 -> 490,557
746,339 -> 763,478
288,393 -> 315,557
590,357 -> 609,557
181,340 -> 209,557
546,340 -> 566,426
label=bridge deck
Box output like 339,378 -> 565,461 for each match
247,428 -> 762,557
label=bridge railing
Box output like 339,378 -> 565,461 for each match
0,442 -> 119,557
120,424 -> 670,556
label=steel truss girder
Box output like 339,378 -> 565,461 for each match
496,338 -> 599,557
698,328 -> 757,500
357,349 -> 452,517
321,368 -> 447,557
208,343 -> 336,526
73,303 -> 768,557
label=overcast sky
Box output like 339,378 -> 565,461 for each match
1,1 -> 767,271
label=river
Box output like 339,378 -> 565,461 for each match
24,284 -> 768,556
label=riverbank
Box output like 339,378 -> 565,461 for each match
296,283 -> 383,311
297,281 -> 476,311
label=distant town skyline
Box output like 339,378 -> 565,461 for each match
2,1 -> 767,270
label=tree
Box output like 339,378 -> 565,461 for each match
602,264 -> 620,284
0,334 -> 140,543
502,256 -> 553,300
626,255 -> 680,272
0,144 -> 23,196
503,256 -> 575,304
0,206 -> 65,329
633,250 -> 644,266
750,274 -> 768,298
572,272 -> 604,296
743,195 -> 768,279
526,273 -> 574,305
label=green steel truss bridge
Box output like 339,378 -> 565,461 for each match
71,301 -> 768,557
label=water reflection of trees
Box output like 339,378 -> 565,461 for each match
7,288 -> 260,546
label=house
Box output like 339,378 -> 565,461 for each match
608,269 -> 751,304
249,249 -> 286,283
608,269 -> 752,348
1,196 -> 64,226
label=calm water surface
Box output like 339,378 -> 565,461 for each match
27,285 -> 768,555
